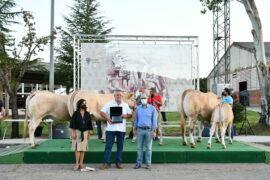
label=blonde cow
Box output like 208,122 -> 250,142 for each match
207,103 -> 234,149
177,89 -> 220,148
23,91 -> 71,148
67,90 -> 135,142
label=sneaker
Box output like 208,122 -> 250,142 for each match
116,163 -> 123,169
145,165 -> 151,170
134,164 -> 141,169
100,163 -> 110,170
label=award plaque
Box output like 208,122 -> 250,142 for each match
110,106 -> 123,123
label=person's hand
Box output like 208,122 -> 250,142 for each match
107,118 -> 113,125
133,129 -> 137,137
121,114 -> 126,118
71,132 -> 77,140
152,131 -> 156,138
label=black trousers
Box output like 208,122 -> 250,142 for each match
161,112 -> 167,122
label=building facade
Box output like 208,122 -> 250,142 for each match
208,42 -> 270,106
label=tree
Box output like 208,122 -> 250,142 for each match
200,0 -> 270,124
199,77 -> 208,92
0,0 -> 22,105
56,0 -> 112,93
0,11 -> 52,138
0,0 -> 21,33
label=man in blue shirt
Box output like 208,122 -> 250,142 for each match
133,93 -> 157,169
221,88 -> 233,105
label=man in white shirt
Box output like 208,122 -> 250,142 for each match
100,90 -> 132,170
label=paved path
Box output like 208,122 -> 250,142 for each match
0,163 -> 270,180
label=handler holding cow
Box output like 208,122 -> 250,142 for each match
99,90 -> 132,170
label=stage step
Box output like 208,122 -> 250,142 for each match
22,138 -> 266,164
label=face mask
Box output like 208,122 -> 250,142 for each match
81,104 -> 87,110
141,99 -> 147,104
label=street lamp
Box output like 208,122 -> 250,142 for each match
49,0 -> 55,92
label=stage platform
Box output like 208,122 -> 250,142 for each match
1,138 -> 269,164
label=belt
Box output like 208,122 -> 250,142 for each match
138,126 -> 151,130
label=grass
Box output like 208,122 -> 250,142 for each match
1,111 -> 270,138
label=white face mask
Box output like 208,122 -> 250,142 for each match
141,99 -> 147,105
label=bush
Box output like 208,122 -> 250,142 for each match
232,102 -> 245,123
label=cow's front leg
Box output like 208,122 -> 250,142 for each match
101,121 -> 107,143
158,112 -> 163,145
197,121 -> 204,143
228,123 -> 233,144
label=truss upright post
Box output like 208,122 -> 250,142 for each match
213,0 -> 231,85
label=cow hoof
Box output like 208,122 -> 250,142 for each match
131,139 -> 135,143
35,144 -> 40,147
102,140 -> 106,143
222,145 -> 226,149
215,140 -> 221,143
207,143 -> 211,149
182,141 -> 188,146
159,142 -> 163,146
229,140 -> 233,144
191,144 -> 196,148
31,145 -> 36,149
197,138 -> 202,143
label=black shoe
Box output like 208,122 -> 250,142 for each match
145,165 -> 151,170
134,164 -> 141,169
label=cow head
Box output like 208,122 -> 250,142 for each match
123,92 -> 136,109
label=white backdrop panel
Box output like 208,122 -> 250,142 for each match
81,43 -> 194,111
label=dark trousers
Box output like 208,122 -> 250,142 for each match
128,129 -> 133,138
96,121 -> 102,139
103,131 -> 125,164
161,112 -> 167,122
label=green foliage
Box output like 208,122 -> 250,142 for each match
199,0 -> 225,14
232,102 -> 245,123
0,0 -> 21,33
55,0 -> 112,92
199,77 -> 208,92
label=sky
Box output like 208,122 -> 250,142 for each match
12,0 -> 270,78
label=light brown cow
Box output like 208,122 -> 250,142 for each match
207,103 -> 234,149
67,90 -> 135,142
23,91 -> 70,148
177,89 -> 220,148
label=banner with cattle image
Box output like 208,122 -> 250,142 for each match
80,43 -> 195,111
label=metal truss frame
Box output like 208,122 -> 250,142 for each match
73,34 -> 199,91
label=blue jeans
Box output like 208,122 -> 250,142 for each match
104,131 -> 125,164
96,121 -> 102,139
136,128 -> 153,166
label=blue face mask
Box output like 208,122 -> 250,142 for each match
141,99 -> 147,105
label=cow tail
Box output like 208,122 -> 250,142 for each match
23,92 -> 36,138
177,91 -> 187,134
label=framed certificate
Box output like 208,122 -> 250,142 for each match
110,106 -> 123,123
